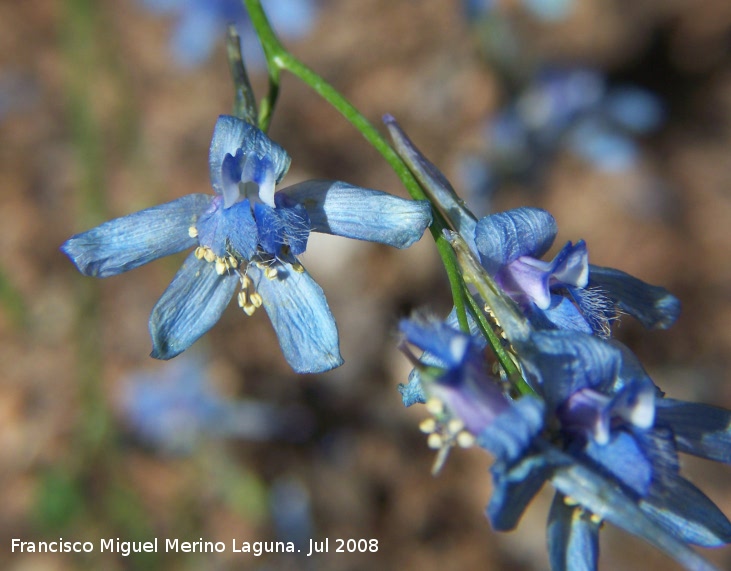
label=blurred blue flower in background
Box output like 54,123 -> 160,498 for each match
141,0 -> 319,68
464,0 -> 574,23
119,355 -> 313,454
460,68 -> 665,210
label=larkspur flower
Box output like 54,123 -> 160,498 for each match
62,115 -> 432,373
401,313 -> 731,571
474,206 -> 680,335
399,316 -> 544,470
385,115 -> 678,338
515,330 -> 731,571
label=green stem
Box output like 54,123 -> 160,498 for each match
242,0 -> 468,330
463,287 -> 534,396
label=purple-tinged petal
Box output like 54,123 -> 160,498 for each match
149,252 -> 239,359
475,208 -> 557,274
641,474 -> 731,547
547,493 -> 600,571
248,262 -> 342,373
209,115 -> 290,202
588,265 -> 680,329
477,396 -> 545,461
383,114 -> 477,242
61,194 -> 211,278
279,180 -> 432,249
655,399 -> 731,464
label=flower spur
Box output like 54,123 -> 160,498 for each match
62,115 -> 432,373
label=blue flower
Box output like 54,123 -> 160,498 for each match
142,0 -> 319,68
119,354 -> 313,454
474,206 -> 680,335
62,115 -> 432,373
514,330 -> 731,570
399,316 -> 544,468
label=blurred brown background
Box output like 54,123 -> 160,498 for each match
2,0 -> 731,570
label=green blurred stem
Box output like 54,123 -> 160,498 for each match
242,0 -> 469,330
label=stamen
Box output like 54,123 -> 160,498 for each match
194,246 -> 205,260
249,292 -> 263,308
590,513 -> 603,525
563,496 -> 579,507
188,226 -> 198,238
426,397 -> 444,416
291,262 -> 305,273
215,259 -> 226,275
203,248 -> 216,263
242,303 -> 257,316
265,266 -> 278,280
427,433 -> 443,449
447,418 -> 465,435
237,291 -> 247,308
228,256 -> 238,269
456,431 -> 475,448
419,418 -> 437,434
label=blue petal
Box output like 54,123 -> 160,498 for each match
641,474 -> 731,547
655,399 -> 731,463
399,318 -> 472,369
398,371 -> 426,407
61,194 -> 211,277
530,295 -> 593,334
279,180 -> 432,249
546,446 -> 720,571
521,330 -> 622,409
547,493 -> 600,571
475,208 -> 557,274
584,431 -> 652,496
383,115 -> 476,243
149,252 -> 239,359
248,262 -> 342,373
196,196 -> 259,259
588,265 -> 680,329
209,115 -> 290,198
487,454 -> 551,531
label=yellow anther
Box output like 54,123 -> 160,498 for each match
215,259 -> 227,275
188,226 -> 198,238
203,248 -> 216,263
563,496 -> 579,507
237,291 -> 247,308
590,513 -> 603,525
265,266 -> 278,280
228,256 -> 238,269
456,431 -> 476,448
194,246 -> 205,260
241,275 -> 252,289
425,397 -> 444,416
419,418 -> 437,434
447,418 -> 465,435
242,303 -> 256,316
249,292 -> 263,308
291,262 -> 305,273
427,433 -> 443,450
